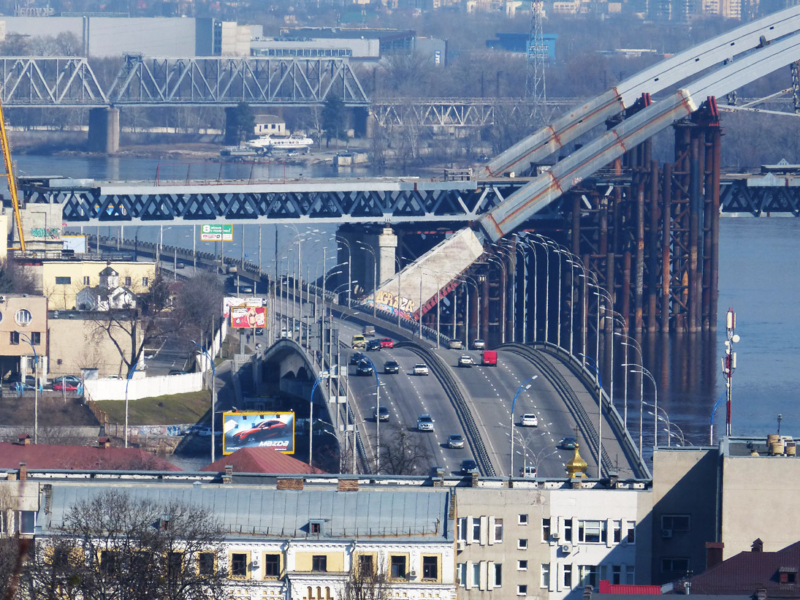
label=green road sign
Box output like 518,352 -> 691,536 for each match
200,224 -> 233,242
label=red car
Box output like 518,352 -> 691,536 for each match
53,381 -> 79,392
379,338 -> 394,349
232,420 -> 287,442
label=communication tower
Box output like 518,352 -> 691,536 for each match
525,0 -> 547,126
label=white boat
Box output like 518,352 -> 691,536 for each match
244,134 -> 313,154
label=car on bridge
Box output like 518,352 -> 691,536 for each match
232,420 -> 287,443
461,459 -> 479,475
350,352 -> 366,365
352,335 -> 367,349
384,360 -> 400,374
374,406 -> 390,421
366,339 -> 382,352
413,364 -> 429,376
362,326 -> 376,337
458,355 -> 474,368
379,338 -> 394,348
521,465 -> 538,478
356,361 -> 374,376
280,328 -> 291,339
448,339 -> 463,350
447,434 -> 465,449
521,414 -> 539,427
560,436 -> 578,450
417,414 -> 435,432
472,339 -> 486,350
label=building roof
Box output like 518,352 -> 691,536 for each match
255,114 -> 285,124
99,266 -> 118,276
684,541 -> 800,597
0,442 -> 180,472
599,581 -> 662,595
39,482 -> 453,542
200,447 -> 326,475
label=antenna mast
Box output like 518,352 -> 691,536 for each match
525,0 -> 547,127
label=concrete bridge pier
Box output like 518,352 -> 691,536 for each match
88,107 -> 120,154
336,226 -> 398,309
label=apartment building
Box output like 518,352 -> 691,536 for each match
0,294 -> 48,381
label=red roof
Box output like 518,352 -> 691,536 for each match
599,581 -> 661,595
0,442 -> 181,471
200,447 -> 326,475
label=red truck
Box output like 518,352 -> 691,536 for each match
481,350 -> 498,366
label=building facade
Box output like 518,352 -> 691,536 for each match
0,294 -> 48,381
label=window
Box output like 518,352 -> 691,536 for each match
18,511 -> 35,534
142,277 -> 149,287
662,515 -> 691,532
31,332 -> 40,345
627,521 -> 636,543
458,518 -> 467,541
661,558 -> 690,573
15,309 -> 31,326
231,553 -> 248,577
494,518 -> 504,543
312,555 -> 327,572
564,519 -> 573,542
518,560 -> 528,571
457,563 -> 466,587
564,564 -> 573,588
542,518 -> 551,542
580,565 -> 599,589
472,518 -> 481,542
55,277 -> 71,285
9,332 -> 18,345
125,276 -> 132,286
472,563 -> 480,587
613,565 -> 622,585
578,520 -> 607,543
390,555 -> 406,579
422,556 -> 438,580
518,539 -> 528,550
493,563 -> 503,587
519,514 -> 529,525
310,522 -> 321,534
264,554 -> 280,577
517,584 -> 528,596
83,276 -> 90,285
168,552 -> 182,577
541,564 -> 550,588
198,553 -> 215,575
626,566 -> 635,584
100,551 -> 117,574
780,571 -> 798,584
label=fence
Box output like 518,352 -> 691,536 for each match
84,372 -> 203,402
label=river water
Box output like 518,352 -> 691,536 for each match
16,155 -> 800,449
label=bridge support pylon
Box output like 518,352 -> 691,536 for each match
88,107 -> 119,154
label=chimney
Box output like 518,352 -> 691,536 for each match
19,462 -> 27,481
17,434 -> 31,445
337,478 -> 359,492
97,437 -> 111,449
470,472 -> 479,487
608,470 -> 619,488
755,589 -> 767,600
277,477 -> 304,490
223,465 -> 233,484
752,538 -> 764,553
706,542 -> 725,570
583,585 -> 593,600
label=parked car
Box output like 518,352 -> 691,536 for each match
448,339 -> 463,350
53,379 -> 80,392
413,363 -> 429,376
6,374 -> 36,388
417,414 -> 435,432
384,360 -> 400,374
521,465 -> 538,478
472,339 -> 486,350
374,406 -> 390,421
379,338 -> 394,349
481,350 -> 498,366
521,414 -> 539,427
356,361 -> 374,376
362,326 -> 376,337
560,436 -> 578,450
350,352 -> 366,366
241,286 -> 253,293
447,434 -> 465,449
461,459 -> 479,475
458,355 -> 474,368
232,419 -> 288,442
366,339 -> 382,352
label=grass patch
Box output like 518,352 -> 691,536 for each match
94,391 -> 211,425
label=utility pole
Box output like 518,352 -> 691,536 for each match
722,308 -> 739,437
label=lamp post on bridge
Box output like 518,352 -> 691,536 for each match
510,377 -> 538,478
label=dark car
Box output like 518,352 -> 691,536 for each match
561,436 -> 578,450
350,352 -> 367,366
461,459 -> 479,475
356,361 -> 374,376
374,406 -> 390,421
379,338 -> 394,349
6,374 -> 36,388
384,360 -> 400,374
168,369 -> 189,376
232,419 -> 287,442
366,339 -> 382,352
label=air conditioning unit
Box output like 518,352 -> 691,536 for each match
408,571 -> 417,580
457,540 -> 466,551
662,529 -> 673,539
561,543 -> 573,554
552,531 -> 561,540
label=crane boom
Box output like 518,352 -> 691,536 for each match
0,97 -> 25,251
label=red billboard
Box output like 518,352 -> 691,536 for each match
231,305 -> 266,328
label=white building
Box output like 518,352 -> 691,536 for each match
75,265 -> 137,311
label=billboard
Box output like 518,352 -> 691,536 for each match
223,411 -> 295,455
231,305 -> 266,328
201,223 -> 233,242
223,296 -> 265,317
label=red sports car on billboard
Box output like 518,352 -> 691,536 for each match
232,420 -> 288,442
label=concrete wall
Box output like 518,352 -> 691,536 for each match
84,372 -> 202,401
17,204 -> 63,252
41,260 -> 155,310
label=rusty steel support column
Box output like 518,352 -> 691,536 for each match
634,182 -> 645,334
648,160 -> 660,333
470,281 -> 479,346
710,128 -> 721,332
481,275 -> 490,343
572,194 -> 582,256
702,129 -> 714,331
688,134 -> 701,334
661,163 -> 673,334
503,255 -> 512,344
622,251 -> 632,329
600,195 -> 609,256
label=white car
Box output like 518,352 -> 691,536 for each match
521,465 -> 538,478
280,328 -> 291,339
413,364 -> 429,376
521,414 -> 539,427
458,355 -> 474,368
417,414 -> 435,431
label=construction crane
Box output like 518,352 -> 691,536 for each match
0,97 -> 25,251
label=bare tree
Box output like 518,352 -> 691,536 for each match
0,258 -> 37,295
24,489 -> 228,600
340,557 -> 393,600
173,271 -> 223,344
379,425 -> 432,476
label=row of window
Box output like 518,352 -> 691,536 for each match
253,48 -> 355,58
9,331 -> 40,345
0,511 -> 36,535
457,516 -> 636,546
55,276 -> 149,286
456,562 -> 636,591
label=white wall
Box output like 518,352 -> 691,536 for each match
84,372 -> 202,401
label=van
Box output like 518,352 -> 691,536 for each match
363,325 -> 376,337
352,335 -> 367,349
482,350 -> 497,366
521,465 -> 538,478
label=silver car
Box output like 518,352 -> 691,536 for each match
447,434 -> 465,449
472,339 -> 486,350
417,414 -> 435,432
413,363 -> 429,376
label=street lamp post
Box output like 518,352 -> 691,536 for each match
123,359 -> 142,448
624,365 -> 658,448
487,256 -> 507,344
192,340 -> 216,463
521,236 -> 539,343
17,332 -> 38,444
336,236 -> 353,308
357,243 -> 378,318
309,370 -> 329,470
359,355 -> 382,473
581,353 -> 604,478
510,376 -> 538,477
512,235 -> 528,343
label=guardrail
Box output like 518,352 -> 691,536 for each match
394,341 -> 496,477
